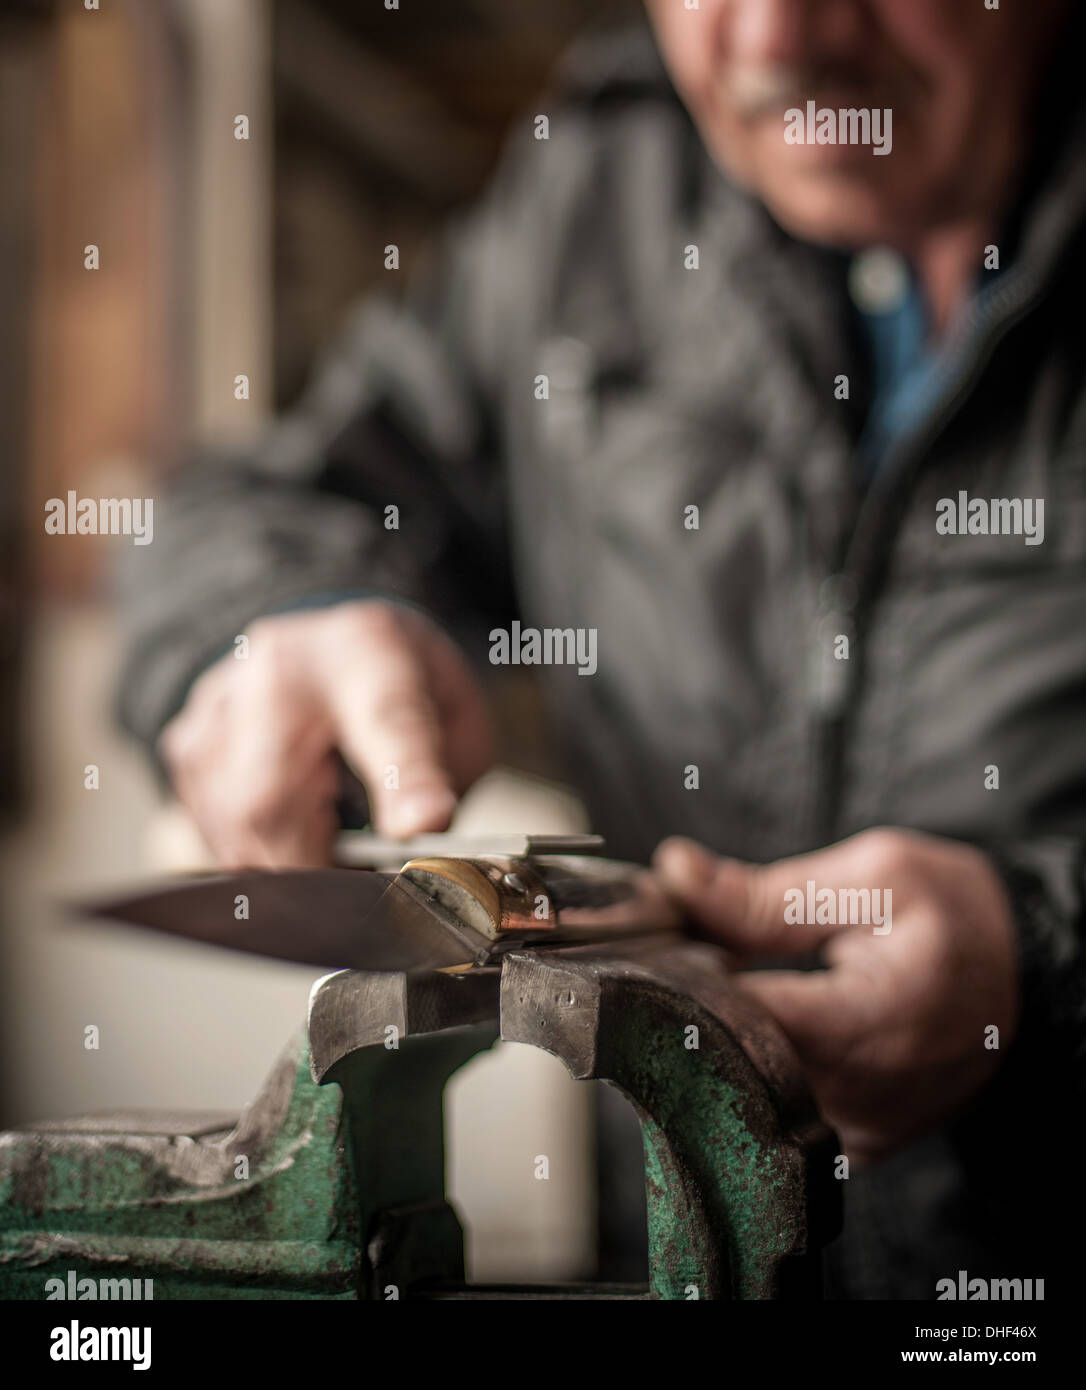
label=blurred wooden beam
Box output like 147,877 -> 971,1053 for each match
178,0 -> 273,442
29,0 -> 173,596
276,0 -> 493,202
0,3 -> 52,822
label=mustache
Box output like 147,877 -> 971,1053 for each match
727,65 -> 910,121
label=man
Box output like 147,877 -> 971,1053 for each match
119,0 -> 1086,1297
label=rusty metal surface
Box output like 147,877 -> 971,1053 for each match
307,965 -> 500,1083
23,1111 -> 237,1138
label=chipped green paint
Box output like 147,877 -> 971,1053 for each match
0,1022 -> 498,1301
0,1032 -> 360,1299
598,991 -> 812,1300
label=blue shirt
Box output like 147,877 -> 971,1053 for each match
853,264 -> 945,481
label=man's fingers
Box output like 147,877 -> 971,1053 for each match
329,642 -> 457,837
216,793 -> 338,870
421,629 -> 495,792
653,836 -> 850,952
197,720 -> 341,868
162,602 -> 495,864
240,760 -> 341,869
733,969 -> 855,1059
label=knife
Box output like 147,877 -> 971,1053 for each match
78,852 -> 684,975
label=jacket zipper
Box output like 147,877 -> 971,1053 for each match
812,262 -> 1049,842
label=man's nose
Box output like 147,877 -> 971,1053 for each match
726,0 -> 864,67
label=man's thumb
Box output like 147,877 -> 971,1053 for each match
653,836 -> 844,953
734,969 -> 843,1054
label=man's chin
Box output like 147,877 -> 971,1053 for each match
702,123 -> 927,250
757,172 -> 916,252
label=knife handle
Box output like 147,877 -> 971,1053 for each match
398,855 -> 683,943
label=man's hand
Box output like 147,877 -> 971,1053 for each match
158,601 -> 494,868
653,828 -> 1020,1166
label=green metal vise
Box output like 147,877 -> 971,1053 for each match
0,938 -> 839,1299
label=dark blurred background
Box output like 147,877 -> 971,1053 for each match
5,0 -> 636,608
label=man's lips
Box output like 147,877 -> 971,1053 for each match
741,92 -> 893,122
706,84 -> 905,171
719,71 -> 903,125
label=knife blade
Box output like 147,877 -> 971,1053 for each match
79,868 -> 492,974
